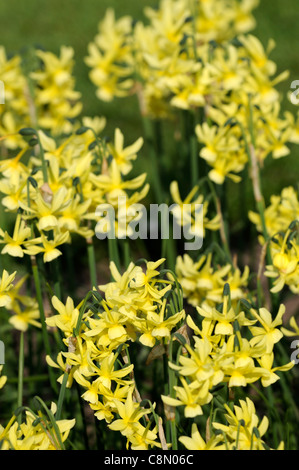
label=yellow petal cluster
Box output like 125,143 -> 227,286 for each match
86,0 -> 259,119
0,271 -> 40,331
85,0 -> 299,186
0,124 -> 148,261
249,186 -> 299,293
46,258 -> 184,450
265,228 -> 299,294
162,286 -> 293,423
179,395 -> 284,450
0,46 -> 82,147
175,252 -> 250,309
170,181 -> 220,240
212,397 -> 279,450
0,403 -> 75,450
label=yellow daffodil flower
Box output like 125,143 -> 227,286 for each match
24,230 -> 70,263
46,296 -> 80,337
108,390 -> 151,437
0,214 -> 32,258
179,423 -> 224,450
249,304 -> 286,354
213,397 -> 271,450
0,269 -> 16,308
162,377 -> 212,418
109,128 -> 144,176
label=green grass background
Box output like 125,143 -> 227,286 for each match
1,0 -> 299,235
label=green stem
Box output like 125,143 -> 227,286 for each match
161,206 -> 176,272
87,238 -> 97,287
36,132 -> 48,183
206,179 -> 232,264
163,343 -> 169,399
65,244 -> 76,298
190,134 -> 199,188
51,258 -> 62,300
32,259 -> 57,393
56,372 -> 68,420
257,278 -> 263,308
189,0 -> 198,61
162,346 -> 171,445
74,289 -> 102,337
0,208 -> 6,270
246,99 -> 270,262
8,374 -> 49,384
170,420 -> 177,450
76,384 -> 90,450
108,236 -> 121,272
142,116 -> 164,204
122,239 -> 131,269
17,331 -> 24,424
168,338 -> 178,450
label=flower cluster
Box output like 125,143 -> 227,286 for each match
249,186 -> 299,294
175,252 -> 251,309
91,128 -> 149,239
0,46 -> 30,150
170,181 -> 220,240
161,285 -> 293,449
86,0 -> 259,113
0,0 -> 298,453
0,123 -> 148,270
0,403 -> 75,450
85,0 -> 299,186
45,263 -> 293,450
0,46 -> 81,149
0,267 -> 40,332
31,47 -> 82,135
46,258 -> 185,450
163,285 -> 293,406
193,36 -> 293,184
249,186 -> 299,242
211,397 -> 284,450
265,227 -> 299,294
179,397 -> 282,450
4,273 -> 40,332
85,9 -> 135,102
